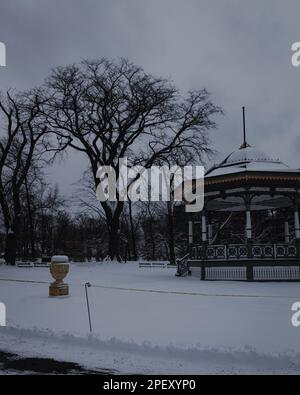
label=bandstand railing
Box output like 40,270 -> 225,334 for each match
176,243 -> 300,280
190,243 -> 298,261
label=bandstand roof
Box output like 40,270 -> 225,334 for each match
203,145 -> 300,212
206,146 -> 293,179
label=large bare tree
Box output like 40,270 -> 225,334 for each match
42,58 -> 222,260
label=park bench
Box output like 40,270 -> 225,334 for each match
17,262 -> 34,268
34,262 -> 50,268
139,262 -> 176,269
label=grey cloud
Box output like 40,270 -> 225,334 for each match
0,0 -> 300,195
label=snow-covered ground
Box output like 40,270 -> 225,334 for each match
0,262 -> 300,374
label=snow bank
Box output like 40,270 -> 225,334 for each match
1,326 -> 300,375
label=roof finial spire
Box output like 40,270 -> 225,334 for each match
240,106 -> 251,149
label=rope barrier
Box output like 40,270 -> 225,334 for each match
0,277 -> 299,299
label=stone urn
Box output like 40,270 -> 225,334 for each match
49,255 -> 69,297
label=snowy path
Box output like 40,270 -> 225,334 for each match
1,262 -> 300,373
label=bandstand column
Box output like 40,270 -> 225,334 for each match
284,221 -> 290,244
294,206 -> 300,258
202,213 -> 207,242
200,212 -> 208,281
245,204 -> 253,281
188,220 -> 193,245
294,207 -> 300,239
246,209 -> 252,240
208,224 -> 213,245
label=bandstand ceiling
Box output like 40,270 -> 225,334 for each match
206,194 -> 293,212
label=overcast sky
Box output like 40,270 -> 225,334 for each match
0,0 -> 300,195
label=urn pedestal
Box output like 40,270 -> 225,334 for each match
49,255 -> 69,297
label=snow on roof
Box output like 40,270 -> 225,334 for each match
206,146 -> 299,178
224,147 -> 280,165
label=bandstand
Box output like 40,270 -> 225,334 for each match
177,136 -> 300,281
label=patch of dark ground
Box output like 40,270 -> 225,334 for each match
0,350 -> 114,375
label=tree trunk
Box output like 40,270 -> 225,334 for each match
149,219 -> 156,261
5,228 -> 18,265
128,200 -> 137,261
108,219 -> 121,261
24,177 -> 36,260
167,201 -> 176,265
101,200 -> 124,262
5,192 -> 22,265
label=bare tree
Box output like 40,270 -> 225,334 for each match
22,163 -> 45,260
0,91 -> 50,264
42,58 -> 222,260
